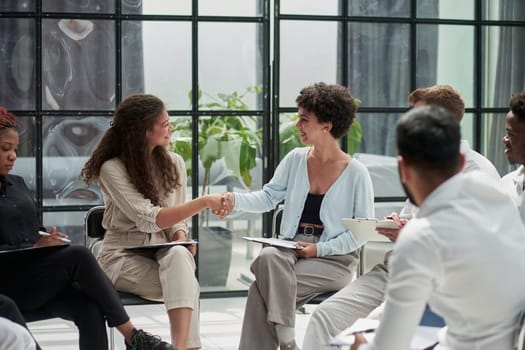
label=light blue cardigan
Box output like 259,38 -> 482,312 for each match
233,147 -> 375,256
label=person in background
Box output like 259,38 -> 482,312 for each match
0,107 -> 174,350
302,84 -> 501,350
351,105 -> 525,350
501,91 -> 525,223
221,82 -> 375,350
0,294 -> 38,350
81,94 -> 226,350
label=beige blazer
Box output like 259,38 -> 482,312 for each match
96,152 -> 188,284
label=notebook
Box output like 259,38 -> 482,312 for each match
125,240 -> 198,252
242,237 -> 304,250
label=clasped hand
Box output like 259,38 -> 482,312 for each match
209,192 -> 234,219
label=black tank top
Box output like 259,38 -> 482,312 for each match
299,193 -> 325,226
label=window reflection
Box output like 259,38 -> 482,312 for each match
43,0 -> 114,13
0,1 -> 34,12
199,23 -> 263,110
347,22 -> 410,108
122,0 -> 191,15
122,21 -> 191,109
42,19 -> 115,110
0,18 -> 35,110
348,0 -> 409,17
42,116 -> 109,206
417,24 -> 474,107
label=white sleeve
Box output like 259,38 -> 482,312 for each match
359,224 -> 442,350
0,317 -> 37,350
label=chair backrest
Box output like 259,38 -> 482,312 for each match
272,204 -> 284,238
85,205 -> 106,239
85,205 -> 106,256
516,311 -> 525,350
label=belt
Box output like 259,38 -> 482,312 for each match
296,225 -> 324,236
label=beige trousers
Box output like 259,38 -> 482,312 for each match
114,246 -> 201,348
238,238 -> 357,350
301,251 -> 391,350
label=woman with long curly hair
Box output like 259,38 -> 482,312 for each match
81,94 -> 225,350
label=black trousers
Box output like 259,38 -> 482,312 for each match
0,245 -> 130,350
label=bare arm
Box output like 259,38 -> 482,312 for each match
156,194 -> 227,228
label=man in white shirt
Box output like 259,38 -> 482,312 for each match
350,105 -> 525,350
501,91 -> 525,223
302,85 -> 501,350
0,295 -> 37,350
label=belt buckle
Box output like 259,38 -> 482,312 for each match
303,226 -> 315,236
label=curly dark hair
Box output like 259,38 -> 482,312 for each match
509,91 -> 525,121
81,94 -> 180,206
408,85 -> 465,122
295,82 -> 357,139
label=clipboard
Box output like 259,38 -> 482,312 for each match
341,218 -> 398,242
0,244 -> 69,255
125,240 -> 198,252
242,237 -> 304,250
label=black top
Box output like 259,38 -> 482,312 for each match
299,193 -> 325,226
0,175 -> 41,251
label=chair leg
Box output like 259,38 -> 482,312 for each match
110,327 -> 115,350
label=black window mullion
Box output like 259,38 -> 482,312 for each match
35,0 -> 43,224
473,0 -> 483,151
115,0 -> 122,104
191,0 -> 200,240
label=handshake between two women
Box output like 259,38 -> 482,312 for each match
209,192 -> 235,219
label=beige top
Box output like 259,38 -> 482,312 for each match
96,152 -> 188,283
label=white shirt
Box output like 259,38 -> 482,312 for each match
399,140 -> 501,219
0,317 -> 36,350
501,165 -> 525,224
460,140 -> 501,179
359,172 -> 525,350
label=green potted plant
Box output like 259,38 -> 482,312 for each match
169,86 -> 263,287
170,86 -> 263,197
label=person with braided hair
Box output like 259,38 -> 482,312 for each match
0,106 -> 174,350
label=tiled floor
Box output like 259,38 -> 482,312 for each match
28,297 -> 317,350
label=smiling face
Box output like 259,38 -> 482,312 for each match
503,111 -> 525,165
146,109 -> 173,151
295,107 -> 330,145
0,128 -> 19,176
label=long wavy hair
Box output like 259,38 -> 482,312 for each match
81,94 -> 180,206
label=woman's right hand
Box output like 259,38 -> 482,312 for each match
205,194 -> 230,219
34,227 -> 69,247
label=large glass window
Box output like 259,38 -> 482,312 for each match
1,0 -> 524,295
0,0 -> 269,295
274,0 -> 525,213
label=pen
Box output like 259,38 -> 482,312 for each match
348,328 -> 376,336
38,231 -> 71,243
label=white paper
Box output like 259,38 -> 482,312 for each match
242,237 -> 303,250
341,218 -> 397,242
330,318 -> 441,349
